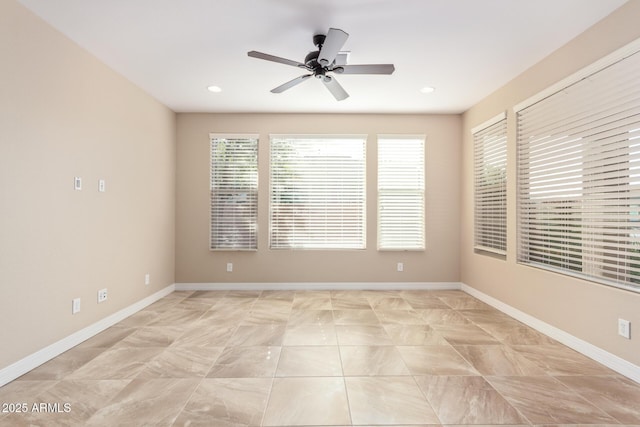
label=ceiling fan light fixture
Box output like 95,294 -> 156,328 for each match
207,85 -> 222,93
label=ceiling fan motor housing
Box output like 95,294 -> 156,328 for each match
304,51 -> 329,78
247,27 -> 394,101
305,50 -> 320,68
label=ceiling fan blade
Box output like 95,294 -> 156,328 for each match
318,28 -> 349,66
248,51 -> 306,68
271,74 -> 313,93
322,76 -> 349,101
336,64 -> 395,75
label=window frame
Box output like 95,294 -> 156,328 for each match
515,38 -> 640,293
209,133 -> 259,251
472,113 -> 507,257
268,134 -> 367,250
377,134 -> 426,251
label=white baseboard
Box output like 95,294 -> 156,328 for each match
461,283 -> 640,384
0,284 -> 175,388
175,282 -> 463,291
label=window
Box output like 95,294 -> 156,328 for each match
473,114 -> 507,255
210,134 -> 258,250
377,135 -> 425,250
517,41 -> 640,292
269,135 -> 366,249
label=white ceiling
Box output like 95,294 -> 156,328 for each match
18,0 -> 627,114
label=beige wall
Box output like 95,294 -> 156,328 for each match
0,0 -> 176,369
461,1 -> 640,366
176,113 -> 461,284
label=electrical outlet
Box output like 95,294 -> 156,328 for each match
618,318 -> 631,339
226,262 -> 233,273
97,288 -> 108,303
145,273 -> 150,285
74,176 -> 82,190
98,179 -> 106,192
72,298 -> 81,314
397,262 -> 404,272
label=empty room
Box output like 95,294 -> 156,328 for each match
1,0 -> 640,425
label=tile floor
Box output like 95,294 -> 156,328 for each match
1,289 -> 640,426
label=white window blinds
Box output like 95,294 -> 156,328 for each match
377,136 -> 425,250
473,115 -> 507,255
517,43 -> 640,292
270,135 -> 366,249
210,135 -> 258,250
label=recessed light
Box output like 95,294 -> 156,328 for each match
420,86 -> 435,94
207,85 -> 222,93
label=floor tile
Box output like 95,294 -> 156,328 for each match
375,309 -> 426,325
215,296 -> 257,311
171,320 -> 236,347
331,297 -> 372,310
263,377 -> 351,426
17,347 -> 106,380
397,345 -> 479,375
259,290 -> 296,302
363,290 -> 404,302
292,292 -> 332,310
345,376 -> 439,425
333,309 -> 380,325
511,344 -> 616,375
454,345 -> 546,376
4,289 -> 639,427
242,308 -> 290,325
0,379 -> 130,426
556,375 -> 640,424
487,375 -> 618,424
225,290 -> 262,299
114,326 -> 184,348
431,323 -> 500,345
207,346 -> 280,378
370,297 -> 413,310
201,303 -> 251,322
74,326 -> 135,349
117,310 -> 160,328
226,324 -> 286,346
457,308 -> 520,326
470,319 -> 557,345
415,375 -> 527,424
67,346 -> 165,379
331,290 -> 367,298
0,379 -> 58,403
439,296 -> 492,309
283,324 -> 338,345
276,346 -> 342,377
251,298 -> 293,313
288,309 -> 334,325
147,308 -> 206,328
173,298 -> 216,311
383,324 -> 448,345
85,378 -> 199,426
186,290 -> 227,299
135,345 -> 223,378
173,378 -> 271,427
335,325 -> 394,345
340,346 -> 410,376
402,293 -> 450,309
420,309 -> 471,325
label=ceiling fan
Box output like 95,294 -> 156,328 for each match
248,28 -> 395,101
